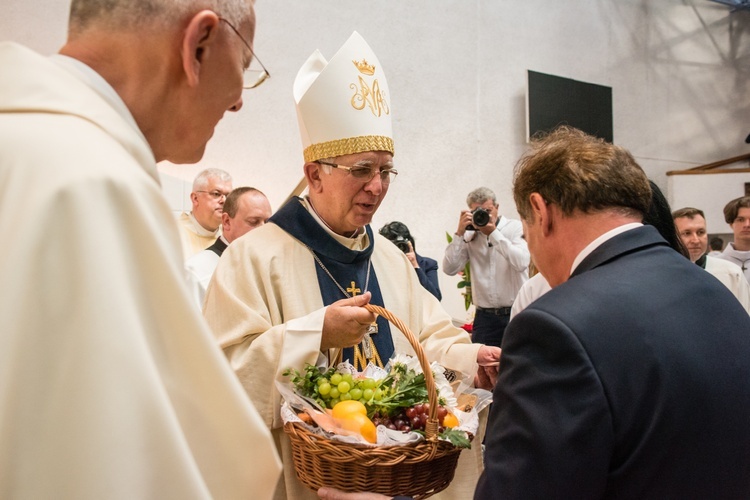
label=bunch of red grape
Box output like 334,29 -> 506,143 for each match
371,403 -> 453,433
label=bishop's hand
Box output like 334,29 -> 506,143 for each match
321,292 -> 377,350
474,345 -> 501,389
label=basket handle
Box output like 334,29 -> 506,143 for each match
363,304 -> 440,441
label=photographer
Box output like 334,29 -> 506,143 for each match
444,187 -> 530,347
379,221 -> 442,300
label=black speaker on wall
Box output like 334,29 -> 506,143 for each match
527,70 -> 613,143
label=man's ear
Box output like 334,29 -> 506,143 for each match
529,193 -> 553,237
190,192 -> 200,208
221,212 -> 231,231
181,10 -> 221,87
304,162 -> 324,193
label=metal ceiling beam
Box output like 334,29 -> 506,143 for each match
708,0 -> 750,11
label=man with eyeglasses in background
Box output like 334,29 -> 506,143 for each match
0,0 -> 280,498
204,31 -> 501,500
178,168 -> 233,261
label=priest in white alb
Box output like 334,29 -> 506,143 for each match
0,1 -> 280,498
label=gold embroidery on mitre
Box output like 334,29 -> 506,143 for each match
303,135 -> 394,163
350,76 -> 390,118
352,59 -> 375,75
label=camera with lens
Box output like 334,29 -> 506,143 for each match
391,236 -> 411,253
466,207 -> 491,231
379,221 -> 413,254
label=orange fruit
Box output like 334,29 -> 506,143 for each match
339,412 -> 377,444
332,400 -> 367,420
442,412 -> 459,428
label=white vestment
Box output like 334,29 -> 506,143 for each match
717,242 -> 750,284
177,212 -> 221,261
705,255 -> 750,314
185,242 -> 223,309
204,199 -> 484,499
0,42 -> 280,499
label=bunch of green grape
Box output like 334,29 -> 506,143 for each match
315,372 -> 385,409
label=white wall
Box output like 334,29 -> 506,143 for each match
668,168 -> 750,233
4,0 -> 750,319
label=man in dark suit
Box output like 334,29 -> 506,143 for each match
477,126 -> 750,498
317,127 -> 750,500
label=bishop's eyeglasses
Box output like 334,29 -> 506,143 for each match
317,161 -> 399,185
218,17 -> 270,89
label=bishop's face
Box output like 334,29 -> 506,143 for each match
311,151 -> 394,236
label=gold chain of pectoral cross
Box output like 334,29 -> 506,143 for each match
305,246 -> 383,369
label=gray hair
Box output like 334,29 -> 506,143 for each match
193,168 -> 233,191
466,187 -> 497,207
68,0 -> 251,34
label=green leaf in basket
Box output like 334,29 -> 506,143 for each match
441,428 -> 472,449
283,365 -> 338,409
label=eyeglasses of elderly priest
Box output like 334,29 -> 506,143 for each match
196,190 -> 229,201
218,17 -> 270,89
317,161 -> 399,185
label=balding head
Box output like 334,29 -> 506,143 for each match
222,187 -> 272,243
68,0 -> 252,36
61,0 -> 257,164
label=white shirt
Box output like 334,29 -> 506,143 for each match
570,223 -> 643,274
443,216 -> 530,308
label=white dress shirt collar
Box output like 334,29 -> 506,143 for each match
570,222 -> 643,276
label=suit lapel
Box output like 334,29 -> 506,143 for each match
570,225 -> 668,279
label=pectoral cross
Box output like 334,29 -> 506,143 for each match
347,281 -> 361,296
346,281 -> 378,350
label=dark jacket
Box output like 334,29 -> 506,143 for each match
477,225 -> 750,499
415,254 -> 441,301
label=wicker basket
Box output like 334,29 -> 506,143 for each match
283,304 -> 463,499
